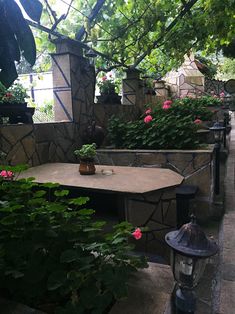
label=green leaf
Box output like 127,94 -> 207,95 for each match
78,209 -> 95,216
69,197 -> 90,205
47,270 -> 67,291
19,0 -> 43,22
5,0 -> 36,65
54,190 -> 69,197
42,182 -> 60,189
60,249 -> 80,263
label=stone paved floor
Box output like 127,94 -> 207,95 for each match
217,113 -> 235,314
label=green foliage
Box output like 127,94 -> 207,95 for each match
108,98 -> 215,149
0,177 -> 147,313
97,74 -> 117,94
0,82 -> 29,104
174,96 -> 222,109
217,57 -> 235,80
0,0 -> 42,87
74,143 -> 97,160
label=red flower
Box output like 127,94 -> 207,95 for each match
132,228 -> 142,240
194,118 -> 202,124
163,100 -> 173,107
102,76 -> 107,81
0,170 -> 14,178
145,108 -> 152,115
144,115 -> 153,123
5,92 -> 13,98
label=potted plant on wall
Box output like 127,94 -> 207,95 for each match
74,143 -> 97,175
97,74 -> 121,104
0,81 -> 35,124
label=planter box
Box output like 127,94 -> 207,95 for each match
0,103 -> 35,124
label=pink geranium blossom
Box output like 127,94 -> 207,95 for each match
162,100 -> 172,110
144,115 -> 153,123
145,108 -> 152,115
163,100 -> 173,106
102,76 -> 107,81
132,228 -> 142,240
162,104 -> 171,110
194,118 -> 202,124
0,170 -> 14,178
220,92 -> 225,98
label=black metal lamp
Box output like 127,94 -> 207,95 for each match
85,48 -> 97,65
165,215 -> 218,313
209,121 -> 225,143
209,122 -> 225,194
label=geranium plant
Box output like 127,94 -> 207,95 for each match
108,98 -> 214,149
97,74 -> 117,94
0,173 -> 147,313
0,81 -> 29,104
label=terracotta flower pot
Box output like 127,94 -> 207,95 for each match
79,159 -> 96,175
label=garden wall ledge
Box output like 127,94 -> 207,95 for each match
96,147 -> 216,221
0,122 -> 79,166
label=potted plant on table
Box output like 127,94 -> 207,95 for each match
74,143 -> 97,175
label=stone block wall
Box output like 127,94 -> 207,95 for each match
0,122 -> 80,166
96,148 -> 215,221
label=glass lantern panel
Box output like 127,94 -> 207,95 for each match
172,252 -> 207,289
214,131 -> 222,142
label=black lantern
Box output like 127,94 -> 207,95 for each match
85,48 -> 97,64
209,121 -> 225,143
209,122 -> 225,195
165,215 -> 218,313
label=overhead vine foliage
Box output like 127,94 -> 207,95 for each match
1,0 -> 234,83
0,0 -> 43,87
33,0 -> 234,77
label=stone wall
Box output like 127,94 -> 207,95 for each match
0,122 -> 80,166
96,148 -> 215,221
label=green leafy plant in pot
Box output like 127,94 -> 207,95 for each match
74,143 -> 97,175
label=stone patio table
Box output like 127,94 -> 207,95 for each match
19,163 -> 184,222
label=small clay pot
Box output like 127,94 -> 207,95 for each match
79,159 -> 96,175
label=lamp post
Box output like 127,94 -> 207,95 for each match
165,215 -> 218,314
209,122 -> 225,195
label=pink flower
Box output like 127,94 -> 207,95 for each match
220,92 -> 225,98
144,115 -> 153,123
132,228 -> 142,240
145,108 -> 152,115
0,170 -> 13,178
194,119 -> 202,124
162,104 -> 171,110
163,100 -> 173,107
102,76 -> 107,81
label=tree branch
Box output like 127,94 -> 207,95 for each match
132,0 -> 200,68
76,0 -> 106,41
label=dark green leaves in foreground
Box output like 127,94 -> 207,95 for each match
0,0 -> 42,87
0,177 -> 147,313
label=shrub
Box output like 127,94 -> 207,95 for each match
108,99 -> 214,149
0,176 -> 147,313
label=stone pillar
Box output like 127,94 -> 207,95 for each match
153,80 -> 170,102
51,39 -> 95,129
122,69 -> 144,109
164,53 -> 205,98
